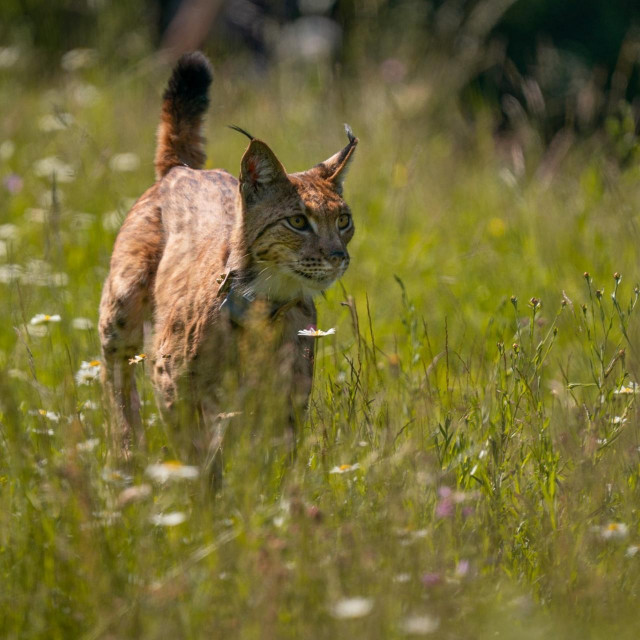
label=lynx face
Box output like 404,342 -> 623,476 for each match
236,135 -> 358,302
248,175 -> 355,300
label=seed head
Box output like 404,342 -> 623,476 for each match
581,304 -> 587,315
510,295 -> 518,307
529,297 -> 540,309
512,343 -> 520,354
583,271 -> 590,280
614,272 -> 621,282
595,289 -> 603,300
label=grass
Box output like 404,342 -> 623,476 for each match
2,46 -> 640,639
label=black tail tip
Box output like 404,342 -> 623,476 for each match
165,51 -> 213,104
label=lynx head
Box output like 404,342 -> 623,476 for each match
234,126 -> 357,301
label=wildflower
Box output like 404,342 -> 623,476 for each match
421,572 -> 442,587
101,468 -> 132,485
102,210 -> 124,231
329,462 -> 360,474
0,47 -> 19,68
330,597 -> 373,619
614,383 -> 639,395
626,545 -> 639,558
455,559 -> 470,577
71,82 -> 100,106
76,438 -> 100,453
38,112 -> 74,132
298,327 -> 336,337
71,212 -> 96,229
435,496 -> 453,518
92,510 -> 121,526
150,512 -> 187,527
29,313 -> 61,325
3,173 -> 22,194
145,460 -> 199,483
400,614 -> 440,635
61,48 -> 97,72
380,58 -> 407,84
128,353 -> 146,365
393,573 -> 411,583
0,140 -> 15,160
109,152 -> 140,172
487,217 -> 506,237
75,360 -> 101,385
0,223 -> 19,240
117,484 -> 152,507
29,409 -> 60,422
600,522 -> 629,541
33,156 -> 75,182
28,427 -> 54,436
72,317 -> 94,330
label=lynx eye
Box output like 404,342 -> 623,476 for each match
337,214 -> 351,230
286,215 -> 310,231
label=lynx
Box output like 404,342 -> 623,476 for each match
98,52 -> 357,457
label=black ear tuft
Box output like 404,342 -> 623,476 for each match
228,124 -> 255,142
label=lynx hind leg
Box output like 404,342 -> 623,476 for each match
99,277 -> 146,452
98,195 -> 163,452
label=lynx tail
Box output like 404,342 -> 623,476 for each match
154,51 -> 213,180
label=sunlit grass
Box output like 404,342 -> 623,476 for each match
2,45 -> 640,639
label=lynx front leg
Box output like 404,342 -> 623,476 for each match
283,301 -> 317,453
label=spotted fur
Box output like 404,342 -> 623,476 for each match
99,52 -> 357,460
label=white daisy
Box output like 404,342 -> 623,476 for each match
600,522 -> 629,540
109,152 -> 140,172
400,614 -> 440,635
150,512 -> 187,527
329,463 -> 360,474
145,461 -> 200,483
614,383 -> 639,395
117,484 -> 152,507
330,597 -> 373,619
76,438 -> 100,453
29,313 -> 61,325
75,360 -> 101,385
72,317 -> 94,330
29,409 -> 60,422
298,327 -> 336,338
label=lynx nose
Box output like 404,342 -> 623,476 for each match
328,250 -> 348,268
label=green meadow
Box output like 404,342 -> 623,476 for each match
2,44 -> 640,639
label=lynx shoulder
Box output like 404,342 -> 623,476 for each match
98,52 -> 357,456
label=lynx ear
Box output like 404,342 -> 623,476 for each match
239,138 -> 288,204
311,124 -> 358,193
